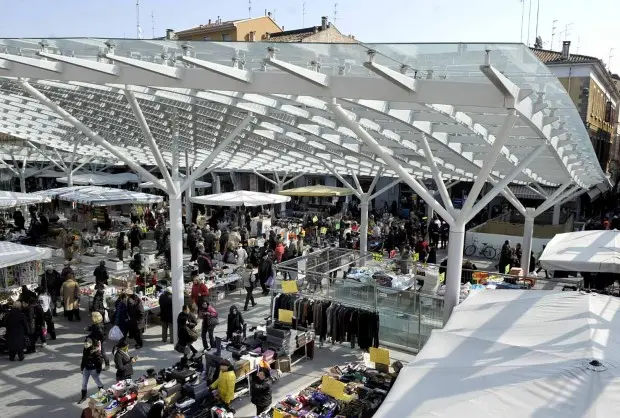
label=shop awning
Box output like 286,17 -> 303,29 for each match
57,172 -> 140,186
376,289 -> 620,418
190,191 -> 290,207
278,185 -> 354,197
0,191 -> 50,208
0,241 -> 53,268
539,229 -> 620,273
34,186 -> 163,206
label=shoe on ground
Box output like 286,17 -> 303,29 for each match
41,343 -> 47,348
243,308 -> 249,312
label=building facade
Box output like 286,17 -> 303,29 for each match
532,42 -> 620,174
268,16 -> 357,43
170,14 -> 282,42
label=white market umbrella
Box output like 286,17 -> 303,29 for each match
33,186 -> 163,206
57,172 -> 139,186
376,289 -> 620,418
539,230 -> 620,273
139,180 -> 212,189
0,241 -> 53,268
0,191 -> 50,208
190,191 -> 290,207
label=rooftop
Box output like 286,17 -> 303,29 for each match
530,47 -> 601,65
175,15 -> 281,36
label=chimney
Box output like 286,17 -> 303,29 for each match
266,32 -> 271,40
165,29 -> 175,40
562,41 -> 571,60
321,16 -> 328,30
208,19 -> 211,25
217,16 -> 220,23
249,31 -> 255,42
268,11 -> 272,18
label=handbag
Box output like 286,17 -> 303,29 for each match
266,275 -> 275,287
187,327 -> 199,342
207,315 -> 220,327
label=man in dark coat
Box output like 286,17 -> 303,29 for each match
6,302 -> 28,361
127,294 -> 144,349
93,261 -> 109,287
158,287 -> 173,343
203,227 -> 216,256
129,225 -> 142,256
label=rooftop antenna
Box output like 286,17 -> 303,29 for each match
302,1 -> 306,27
151,10 -> 155,39
550,20 -> 558,50
576,36 -> 581,53
248,0 -> 252,18
534,0 -> 540,42
526,0 -> 532,46
520,0 -> 525,43
558,22 -> 573,47
609,48 -> 615,70
136,0 -> 142,39
334,2 -> 339,25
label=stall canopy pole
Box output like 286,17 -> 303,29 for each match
67,141 -> 79,186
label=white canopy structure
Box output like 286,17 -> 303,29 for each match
0,241 -> 53,268
0,38 -> 604,336
539,230 -> 620,273
377,289 -> 620,418
34,186 -> 163,206
0,191 -> 50,208
190,190 -> 290,207
57,172 -> 140,185
140,180 -> 211,189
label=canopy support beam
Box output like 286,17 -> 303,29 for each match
420,134 -> 455,216
321,162 -> 361,198
124,89 -> 175,194
27,142 -> 66,172
180,114 -> 253,193
18,80 -> 165,191
253,170 -> 277,186
72,156 -> 96,174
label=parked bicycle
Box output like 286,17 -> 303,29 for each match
464,238 -> 499,259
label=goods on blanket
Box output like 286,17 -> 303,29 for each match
272,363 -> 390,418
346,266 -> 416,291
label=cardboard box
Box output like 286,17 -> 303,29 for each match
276,356 -> 292,373
106,259 -> 124,271
94,245 -> 110,255
234,360 -> 251,378
509,267 -> 523,277
81,255 -> 102,265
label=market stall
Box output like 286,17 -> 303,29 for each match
539,229 -> 620,273
278,186 -> 354,198
0,241 -> 53,301
0,190 -> 51,208
34,186 -> 163,206
57,172 -> 140,186
190,191 -> 290,207
374,289 -> 620,418
139,180 -> 212,189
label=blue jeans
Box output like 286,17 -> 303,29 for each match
82,368 -> 103,391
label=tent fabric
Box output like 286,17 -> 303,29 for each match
57,172 -> 140,185
34,186 -> 163,206
0,191 -> 50,208
190,191 -> 290,207
375,289 -> 620,418
278,185 -> 354,197
539,230 -> 620,273
139,180 -> 212,189
0,241 -> 53,268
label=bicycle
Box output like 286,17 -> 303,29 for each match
464,237 -> 498,259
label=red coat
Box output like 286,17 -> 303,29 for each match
191,282 -> 209,305
274,244 -> 285,263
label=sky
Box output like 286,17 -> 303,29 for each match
0,0 -> 618,72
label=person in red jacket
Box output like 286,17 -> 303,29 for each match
274,240 -> 285,263
191,273 -> 209,306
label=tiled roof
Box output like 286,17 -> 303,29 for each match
176,20 -> 237,35
269,27 -> 319,43
530,48 -> 600,65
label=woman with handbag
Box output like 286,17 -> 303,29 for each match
200,300 -> 218,351
176,305 -> 198,358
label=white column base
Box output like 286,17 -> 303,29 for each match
169,189 -> 184,344
443,223 -> 465,325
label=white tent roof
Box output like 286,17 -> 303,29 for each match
34,186 -> 163,206
377,289 -> 620,418
0,241 -> 53,268
190,191 -> 290,207
0,39 -> 605,189
539,230 -> 620,273
57,172 -> 140,185
0,191 -> 50,208
139,180 -> 211,189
